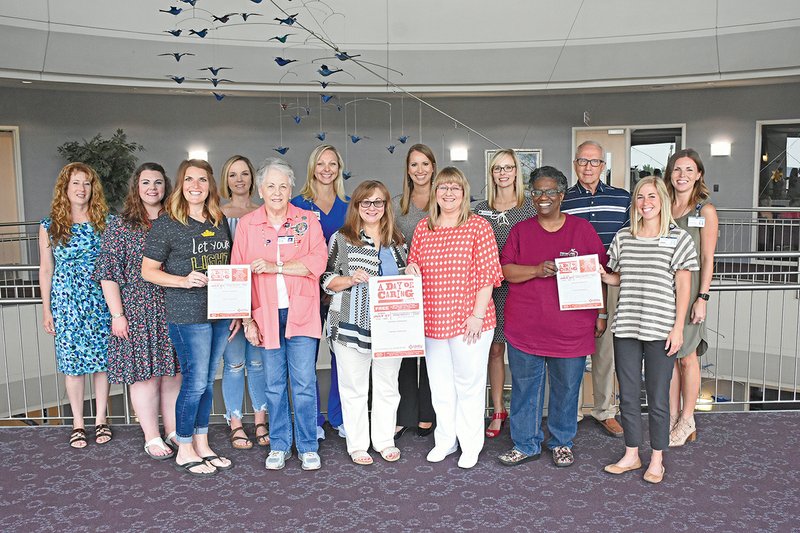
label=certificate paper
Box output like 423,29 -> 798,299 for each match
555,254 -> 603,311
369,275 -> 426,359
207,265 -> 252,319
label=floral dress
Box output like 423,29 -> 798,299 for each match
93,217 -> 178,384
41,217 -> 110,376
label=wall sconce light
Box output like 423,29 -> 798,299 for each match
762,153 -> 769,162
188,149 -> 209,161
450,146 -> 468,161
710,142 -> 731,157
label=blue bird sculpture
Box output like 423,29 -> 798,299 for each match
198,66 -> 231,76
398,135 -> 408,144
159,6 -> 183,16
189,29 -> 209,38
350,135 -> 363,144
274,57 -> 297,67
320,94 -> 334,103
335,52 -> 360,61
269,34 -> 293,43
167,75 -> 185,84
241,13 -> 261,21
317,64 -> 342,77
213,92 -> 225,101
293,115 -> 302,124
315,132 -> 327,141
179,0 -> 197,5
387,145 -> 396,154
274,14 -> 298,25
343,171 -> 352,180
164,29 -> 183,37
199,78 -> 232,87
274,146 -> 290,155
158,52 -> 195,62
212,13 -> 237,23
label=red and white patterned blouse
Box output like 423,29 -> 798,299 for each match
408,214 -> 503,339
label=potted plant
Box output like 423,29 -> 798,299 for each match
57,129 -> 145,211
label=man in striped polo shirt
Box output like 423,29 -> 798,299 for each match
562,140 -> 631,438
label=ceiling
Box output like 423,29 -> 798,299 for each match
2,0 -> 800,96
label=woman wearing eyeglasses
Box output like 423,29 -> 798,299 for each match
322,180 -> 408,465
473,149 -> 536,439
405,167 -> 503,469
498,166 -> 608,468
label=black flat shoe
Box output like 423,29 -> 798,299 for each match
416,424 -> 434,437
394,426 -> 408,440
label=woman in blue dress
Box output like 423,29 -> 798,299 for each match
291,144 -> 349,439
39,162 -> 112,448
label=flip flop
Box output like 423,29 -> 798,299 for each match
95,424 -> 113,445
69,428 -> 87,449
144,437 -> 174,460
202,455 -> 233,471
379,446 -> 401,462
174,460 -> 217,477
254,423 -> 270,447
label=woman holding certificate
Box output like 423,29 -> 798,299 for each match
405,166 -> 503,469
322,180 -> 408,465
231,157 -> 327,472
497,166 -> 607,468
142,159 -> 235,477
600,176 -> 698,484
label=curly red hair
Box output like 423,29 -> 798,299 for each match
47,163 -> 109,246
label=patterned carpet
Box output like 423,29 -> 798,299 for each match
1,411 -> 798,532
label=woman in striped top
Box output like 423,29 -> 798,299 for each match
600,176 -> 698,484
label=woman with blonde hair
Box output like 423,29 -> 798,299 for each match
473,149 -> 536,439
142,159 -> 237,476
601,176 -> 698,484
39,162 -> 112,448
406,167 -> 503,469
94,162 -> 181,459
218,155 -> 270,450
323,180 -> 408,465
664,149 -> 719,447
393,143 -> 437,438
292,145 -> 349,438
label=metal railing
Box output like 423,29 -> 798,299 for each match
1,210 -> 798,425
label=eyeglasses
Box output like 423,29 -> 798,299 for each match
359,199 -> 385,209
574,158 -> 605,167
531,189 -> 562,198
436,185 -> 463,194
491,165 -> 516,174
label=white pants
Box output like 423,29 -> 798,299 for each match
335,343 -> 402,454
425,330 -> 493,457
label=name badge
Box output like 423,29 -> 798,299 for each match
659,236 -> 678,248
277,236 -> 295,245
477,210 -> 493,217
313,211 -> 321,220
688,216 -> 705,228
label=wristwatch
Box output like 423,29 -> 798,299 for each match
598,312 -> 609,320
276,261 -> 284,274
110,312 -> 124,319
697,292 -> 710,301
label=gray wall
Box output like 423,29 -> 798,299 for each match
2,82 -> 799,221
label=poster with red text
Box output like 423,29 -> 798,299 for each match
555,254 -> 603,311
207,264 -> 252,319
368,275 -> 425,359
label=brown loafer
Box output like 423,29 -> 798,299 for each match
604,460 -> 642,474
643,466 -> 665,484
596,417 -> 624,438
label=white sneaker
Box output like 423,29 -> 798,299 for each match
301,451 -> 321,471
426,445 -> 458,463
316,426 -> 326,440
457,452 -> 479,469
335,424 -> 347,438
265,450 -> 290,470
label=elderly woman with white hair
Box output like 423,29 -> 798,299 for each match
231,157 -> 328,471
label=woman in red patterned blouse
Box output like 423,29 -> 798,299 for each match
406,167 -> 503,469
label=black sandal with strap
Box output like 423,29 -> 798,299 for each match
95,424 -> 113,444
255,423 -> 270,447
69,428 -> 87,449
229,426 -> 253,450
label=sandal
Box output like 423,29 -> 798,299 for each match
202,455 -> 233,471
95,424 -> 113,445
69,428 -> 87,449
144,437 -> 174,460
350,450 -> 374,465
164,431 -> 178,452
229,426 -> 253,450
379,446 -> 401,462
254,423 -> 270,447
174,460 -> 217,477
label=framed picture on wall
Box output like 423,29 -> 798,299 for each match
484,148 -> 542,196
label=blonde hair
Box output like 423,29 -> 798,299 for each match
298,145 -> 346,202
339,180 -> 404,247
630,176 -> 674,237
219,155 -> 255,199
400,144 -> 437,215
427,167 -> 472,230
166,159 -> 224,227
486,149 -> 525,209
47,163 -> 109,246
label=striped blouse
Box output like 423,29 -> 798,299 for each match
608,226 -> 699,341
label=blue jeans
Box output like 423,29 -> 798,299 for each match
168,320 -> 230,443
507,342 -> 586,455
263,308 -> 319,454
222,328 -> 267,421
316,304 -> 342,427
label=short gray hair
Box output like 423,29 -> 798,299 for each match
255,157 -> 295,189
575,140 -> 604,158
529,165 -> 568,193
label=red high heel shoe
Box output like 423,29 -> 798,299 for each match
485,411 -> 508,438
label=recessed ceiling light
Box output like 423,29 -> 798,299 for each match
21,80 -> 33,84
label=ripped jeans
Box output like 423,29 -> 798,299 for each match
221,328 -> 267,422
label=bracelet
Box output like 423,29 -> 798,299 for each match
597,313 -> 608,320
110,312 -> 124,319
472,314 -> 485,321
697,292 -> 710,301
